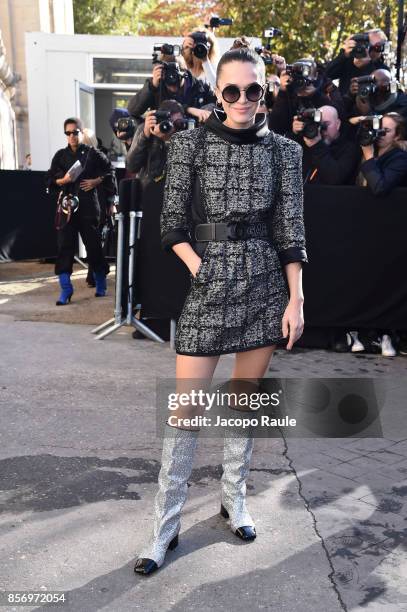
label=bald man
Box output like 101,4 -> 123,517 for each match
291,105 -> 360,184
349,68 -> 407,119
325,29 -> 389,96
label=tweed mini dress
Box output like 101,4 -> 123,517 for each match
160,111 -> 308,356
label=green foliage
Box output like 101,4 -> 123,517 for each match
73,0 -> 155,35
219,0 -> 399,62
73,0 -> 401,64
73,0 -> 220,36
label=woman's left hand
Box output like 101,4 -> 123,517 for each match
80,177 -> 102,191
282,298 -> 304,350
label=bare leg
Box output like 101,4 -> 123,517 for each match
232,344 -> 277,380
220,344 -> 277,540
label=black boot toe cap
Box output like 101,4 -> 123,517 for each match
134,558 -> 158,575
235,526 -> 257,541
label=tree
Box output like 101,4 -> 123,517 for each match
73,0 -> 221,36
218,0 -> 400,63
73,0 -> 401,66
73,0 -> 155,35
138,1 -> 222,35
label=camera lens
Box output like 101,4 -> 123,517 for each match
159,120 -> 173,133
194,42 -> 208,59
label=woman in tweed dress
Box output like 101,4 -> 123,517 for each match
134,48 -> 307,575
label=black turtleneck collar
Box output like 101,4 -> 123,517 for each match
204,108 -> 270,144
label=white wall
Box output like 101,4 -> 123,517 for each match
25,32 -> 260,170
0,91 -> 18,169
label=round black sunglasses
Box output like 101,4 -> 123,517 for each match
221,82 -> 264,104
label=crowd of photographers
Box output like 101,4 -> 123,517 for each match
110,24 -> 407,356
120,26 -> 407,199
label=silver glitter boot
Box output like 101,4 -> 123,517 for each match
220,427 -> 256,541
134,424 -> 199,575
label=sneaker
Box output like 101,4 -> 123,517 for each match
381,334 -> 397,357
347,331 -> 365,353
399,340 -> 407,356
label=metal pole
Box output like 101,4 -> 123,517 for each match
396,0 -> 405,82
127,211 -> 137,325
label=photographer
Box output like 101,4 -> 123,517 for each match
127,53 -> 215,124
181,30 -> 220,88
359,112 -> 407,196
125,100 -> 191,342
291,105 -> 360,184
126,100 -> 186,182
46,117 -> 115,305
268,58 -> 344,135
325,29 -> 389,96
348,69 -> 407,119
82,127 -> 117,287
109,108 -> 137,153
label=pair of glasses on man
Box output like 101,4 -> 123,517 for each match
64,129 -> 80,136
221,82 -> 265,104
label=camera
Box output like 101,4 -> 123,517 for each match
356,115 -> 386,146
254,47 -> 274,65
154,111 -> 188,134
354,75 -> 376,99
152,44 -> 187,87
264,27 -> 282,38
192,32 -> 210,60
61,194 -> 79,214
208,16 -> 233,28
255,26 -> 283,65
296,108 -> 322,139
351,33 -> 370,59
115,116 -> 137,140
286,61 -> 317,91
153,43 -> 181,58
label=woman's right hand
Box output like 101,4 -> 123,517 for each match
56,172 -> 72,186
190,255 -> 202,278
172,243 -> 203,278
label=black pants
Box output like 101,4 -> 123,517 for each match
55,210 -> 106,276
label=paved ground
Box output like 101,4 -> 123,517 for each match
1,262 -> 407,612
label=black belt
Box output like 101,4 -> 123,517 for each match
195,220 -> 270,242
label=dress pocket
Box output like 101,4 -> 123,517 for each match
191,242 -> 212,283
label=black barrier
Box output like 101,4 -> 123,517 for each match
0,170 -> 57,261
2,168 -> 407,333
302,185 -> 407,331
130,179 -> 190,319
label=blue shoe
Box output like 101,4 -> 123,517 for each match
93,271 -> 107,297
56,273 -> 73,305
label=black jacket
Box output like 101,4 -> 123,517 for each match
128,71 -> 215,119
360,147 -> 407,196
126,124 -> 168,184
46,144 -> 115,214
289,132 -> 361,185
347,90 -> 407,119
324,50 -> 389,96
268,88 -> 345,136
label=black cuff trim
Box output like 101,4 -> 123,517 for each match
161,229 -> 191,252
278,246 -> 308,266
